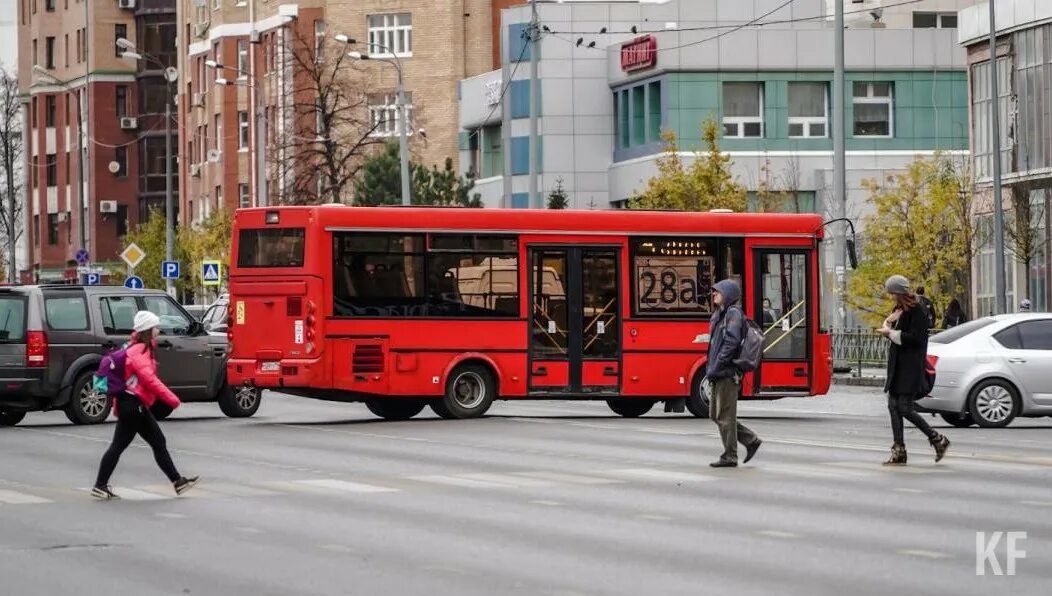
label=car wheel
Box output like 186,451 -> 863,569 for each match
64,371 -> 111,425
0,409 -> 26,426
606,398 -> 655,418
939,412 -> 975,428
687,374 -> 711,419
218,385 -> 262,418
968,379 -> 1020,428
430,364 -> 496,419
365,399 -> 427,421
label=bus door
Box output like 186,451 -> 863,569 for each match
528,246 -> 621,394
753,249 -> 811,393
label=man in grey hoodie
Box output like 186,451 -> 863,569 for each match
705,279 -> 762,468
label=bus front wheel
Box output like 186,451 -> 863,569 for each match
431,364 -> 496,419
606,399 -> 655,418
686,375 -> 711,419
366,399 -> 427,421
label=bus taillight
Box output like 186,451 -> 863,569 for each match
305,300 -> 317,353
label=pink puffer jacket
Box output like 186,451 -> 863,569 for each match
124,342 -> 181,409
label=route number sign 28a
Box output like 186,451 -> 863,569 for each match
635,256 -> 714,315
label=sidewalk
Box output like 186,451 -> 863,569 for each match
832,366 -> 886,387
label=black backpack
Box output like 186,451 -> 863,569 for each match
731,308 -> 764,372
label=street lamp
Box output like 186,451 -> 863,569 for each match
206,60 -> 267,209
119,38 -> 178,298
32,65 -> 87,274
335,35 -> 411,206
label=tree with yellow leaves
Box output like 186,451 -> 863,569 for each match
846,155 -> 974,327
179,209 -> 233,299
630,118 -> 747,212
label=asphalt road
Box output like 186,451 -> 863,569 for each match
1,387 -> 1049,596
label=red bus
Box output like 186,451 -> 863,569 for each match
227,206 -> 831,420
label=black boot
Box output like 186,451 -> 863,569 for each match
883,443 -> 907,466
930,434 -> 950,463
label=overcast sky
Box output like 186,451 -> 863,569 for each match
0,15 -> 15,74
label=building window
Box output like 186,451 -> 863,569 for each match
47,214 -> 59,245
114,24 -> 127,57
139,16 -> 177,68
614,79 -> 663,151
367,13 -> 412,57
214,114 -> 222,151
116,204 -> 129,238
64,33 -> 69,67
45,95 -> 56,127
971,59 -> 1012,180
212,186 -> 220,217
46,153 -> 57,187
368,93 -> 413,137
1012,26 -> 1050,174
74,30 -> 80,63
722,82 -> 764,138
140,79 -> 168,114
32,39 -> 37,67
115,146 -> 128,177
237,39 -> 248,76
238,111 -> 249,149
45,36 -> 55,69
45,0 -> 54,11
852,82 -> 894,137
912,12 -> 957,28
239,183 -> 250,208
116,85 -> 128,118
140,137 -> 168,192
314,20 -> 326,62
788,82 -> 828,138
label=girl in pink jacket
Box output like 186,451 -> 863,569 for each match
92,311 -> 198,500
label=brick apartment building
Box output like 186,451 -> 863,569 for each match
17,0 -> 178,282
176,0 -> 496,217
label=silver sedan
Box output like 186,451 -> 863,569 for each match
917,313 -> 1052,428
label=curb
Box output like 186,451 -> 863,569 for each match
832,376 -> 886,387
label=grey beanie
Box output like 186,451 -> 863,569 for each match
884,275 -> 910,295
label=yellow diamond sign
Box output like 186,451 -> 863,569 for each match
120,243 -> 146,269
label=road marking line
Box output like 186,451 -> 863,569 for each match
821,461 -> 942,475
0,489 -> 52,504
294,479 -> 400,494
637,514 -> 673,521
898,549 -> 952,559
460,473 -> 554,487
234,527 -> 264,534
892,488 -> 929,494
408,475 -> 510,489
1018,500 -> 1052,507
319,544 -> 356,553
514,471 -> 624,485
113,488 -> 169,501
761,464 -> 872,479
605,468 -> 716,482
156,512 -> 186,519
530,499 -> 562,506
200,483 -> 279,497
757,530 -> 799,539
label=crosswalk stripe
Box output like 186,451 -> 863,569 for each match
822,461 -> 947,475
759,464 -> 874,479
114,488 -> 169,501
514,471 -> 624,485
293,479 -> 400,494
459,473 -> 554,487
0,489 -> 52,504
408,475 -> 511,489
605,468 -> 716,482
201,482 -> 279,497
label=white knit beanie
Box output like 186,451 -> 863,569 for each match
133,311 -> 161,333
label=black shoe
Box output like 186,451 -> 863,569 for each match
883,443 -> 907,466
930,434 -> 950,463
91,485 -> 120,500
743,439 -> 762,464
709,459 -> 738,468
173,476 -> 199,496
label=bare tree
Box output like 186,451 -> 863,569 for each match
1004,180 -> 1046,303
268,26 -> 385,205
0,65 -> 23,282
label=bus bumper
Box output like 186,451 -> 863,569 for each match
227,358 -> 324,389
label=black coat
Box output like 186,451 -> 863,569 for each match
884,305 -> 929,397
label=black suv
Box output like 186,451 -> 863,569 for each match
0,285 -> 262,426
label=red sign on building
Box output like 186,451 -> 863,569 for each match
620,35 -> 657,72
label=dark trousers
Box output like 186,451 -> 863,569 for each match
709,377 -> 759,462
95,397 -> 180,487
887,393 -> 938,445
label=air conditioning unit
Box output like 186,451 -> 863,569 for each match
192,92 -> 206,107
99,200 -> 118,214
118,0 -> 136,9
57,212 -> 69,223
207,149 -> 221,163
119,117 -> 138,130
190,164 -> 201,177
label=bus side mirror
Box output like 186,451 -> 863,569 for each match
846,238 -> 858,270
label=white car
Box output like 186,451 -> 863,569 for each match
917,313 -> 1052,428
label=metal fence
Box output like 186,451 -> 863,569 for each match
831,329 -> 889,370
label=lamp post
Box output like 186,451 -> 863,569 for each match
32,65 -> 86,271
206,60 -> 266,208
335,34 -> 410,206
119,38 -> 178,297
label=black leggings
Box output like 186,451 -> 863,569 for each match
887,393 -> 938,444
95,397 -> 180,487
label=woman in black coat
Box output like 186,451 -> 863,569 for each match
877,275 -> 950,465
942,298 -> 968,329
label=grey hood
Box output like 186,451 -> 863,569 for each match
712,279 -> 741,307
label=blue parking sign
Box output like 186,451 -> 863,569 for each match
124,276 -> 144,290
162,260 -> 181,280
85,272 -> 101,286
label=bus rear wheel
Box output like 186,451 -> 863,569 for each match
366,399 -> 427,421
431,364 -> 496,419
606,399 -> 655,418
686,375 -> 711,419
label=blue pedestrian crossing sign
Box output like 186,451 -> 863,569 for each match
124,276 -> 144,290
201,260 -> 222,287
161,260 -> 181,280
85,272 -> 101,286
